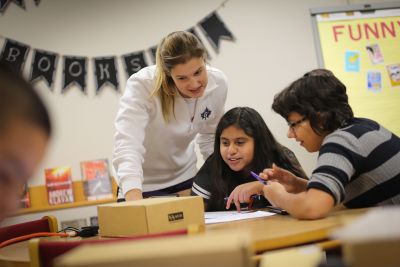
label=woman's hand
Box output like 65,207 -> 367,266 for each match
260,164 -> 307,193
125,188 -> 143,201
226,181 -> 264,212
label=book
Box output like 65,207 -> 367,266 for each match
45,166 -> 75,205
80,159 -> 113,201
19,183 -> 31,208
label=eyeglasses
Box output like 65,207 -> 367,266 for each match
287,117 -> 307,132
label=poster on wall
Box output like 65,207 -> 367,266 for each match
310,3 -> 400,136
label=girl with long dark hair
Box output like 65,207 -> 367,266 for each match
191,107 -> 307,211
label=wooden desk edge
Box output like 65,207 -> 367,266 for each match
253,227 -> 334,252
14,198 -> 117,215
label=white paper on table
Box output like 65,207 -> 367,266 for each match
205,210 -> 275,224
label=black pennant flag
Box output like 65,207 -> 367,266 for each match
149,45 -> 157,64
1,0 -> 39,12
198,12 -> 235,53
30,49 -> 58,88
12,0 -> 24,9
122,51 -> 147,77
94,56 -> 119,94
0,0 -> 11,12
0,38 -> 30,72
62,56 -> 87,94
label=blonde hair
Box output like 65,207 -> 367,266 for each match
151,31 -> 206,122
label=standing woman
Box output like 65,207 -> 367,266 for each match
113,31 -> 228,201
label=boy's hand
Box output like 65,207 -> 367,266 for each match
260,164 -> 307,193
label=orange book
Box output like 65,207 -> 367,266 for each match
45,166 -> 74,205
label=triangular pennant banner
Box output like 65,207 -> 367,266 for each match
0,0 -> 11,12
12,0 -> 24,9
0,38 -> 30,72
198,12 -> 235,53
0,6 -> 235,95
93,56 -> 119,94
30,49 -> 58,88
122,51 -> 147,77
149,45 -> 157,64
62,56 -> 87,94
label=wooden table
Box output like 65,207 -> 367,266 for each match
0,208 -> 368,267
206,208 -> 367,253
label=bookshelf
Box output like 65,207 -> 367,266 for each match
17,179 -> 118,215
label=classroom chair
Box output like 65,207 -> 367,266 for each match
0,216 -> 58,244
29,224 -> 203,267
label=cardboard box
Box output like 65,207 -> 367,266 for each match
55,231 -> 254,267
97,196 -> 205,237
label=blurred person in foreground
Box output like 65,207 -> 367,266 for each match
0,62 -> 51,223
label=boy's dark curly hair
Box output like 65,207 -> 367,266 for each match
272,69 -> 353,135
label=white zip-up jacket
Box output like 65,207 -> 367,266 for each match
113,65 -> 228,196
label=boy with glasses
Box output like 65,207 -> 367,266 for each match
259,69 -> 400,219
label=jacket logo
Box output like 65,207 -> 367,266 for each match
201,107 -> 212,120
168,212 -> 184,222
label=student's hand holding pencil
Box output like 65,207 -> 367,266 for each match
260,164 -> 307,193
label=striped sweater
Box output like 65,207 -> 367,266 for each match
307,118 -> 400,208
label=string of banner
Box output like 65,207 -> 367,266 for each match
0,0 -> 39,12
0,1 -> 235,95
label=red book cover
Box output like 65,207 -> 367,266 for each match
80,159 -> 113,201
45,166 -> 74,205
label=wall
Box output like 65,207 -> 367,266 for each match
0,0 -> 391,226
